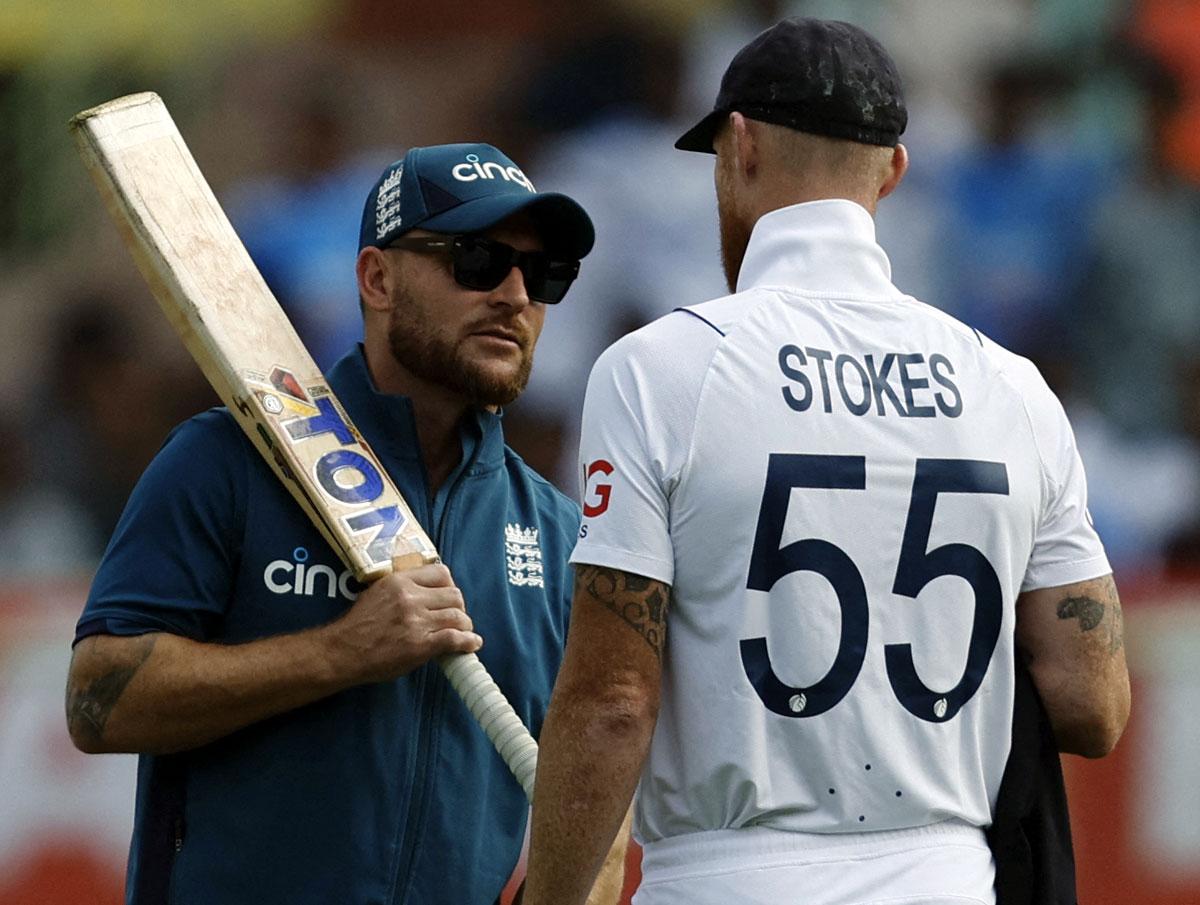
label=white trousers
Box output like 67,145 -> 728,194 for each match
634,821 -> 996,905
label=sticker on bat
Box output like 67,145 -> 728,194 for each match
283,395 -> 406,566
270,366 -> 310,402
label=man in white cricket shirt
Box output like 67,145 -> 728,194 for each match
523,18 -> 1130,905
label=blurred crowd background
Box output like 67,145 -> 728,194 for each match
2,1 -> 1200,903
4,0 -> 1200,579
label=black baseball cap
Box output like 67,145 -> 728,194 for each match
676,17 -> 907,153
359,142 -> 594,259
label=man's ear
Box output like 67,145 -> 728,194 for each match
878,142 -> 909,202
729,111 -> 760,181
357,247 -> 393,313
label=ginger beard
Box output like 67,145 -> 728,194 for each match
717,193 -> 753,294
386,280 -> 536,407
715,150 -> 753,294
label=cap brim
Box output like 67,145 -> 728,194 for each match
674,110 -> 726,153
421,192 -> 595,259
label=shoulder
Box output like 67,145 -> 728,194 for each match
89,409 -> 251,587
680,287 -> 781,339
896,294 -> 997,349
588,303 -> 734,399
503,448 -> 581,530
141,407 -> 252,486
971,330 -> 1061,414
968,330 -> 1076,482
131,408 -> 269,536
895,302 -> 1061,414
163,406 -> 250,454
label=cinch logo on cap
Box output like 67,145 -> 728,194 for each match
451,153 -> 535,192
375,164 -> 404,241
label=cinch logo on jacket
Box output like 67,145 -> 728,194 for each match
263,546 -> 359,600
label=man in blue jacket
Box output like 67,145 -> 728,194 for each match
66,142 -> 613,905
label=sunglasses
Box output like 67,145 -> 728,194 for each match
387,235 -> 581,304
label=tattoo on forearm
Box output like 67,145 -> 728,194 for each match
1057,589 -> 1124,654
67,635 -> 157,747
577,566 -> 670,659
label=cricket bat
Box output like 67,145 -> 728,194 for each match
69,92 -> 539,801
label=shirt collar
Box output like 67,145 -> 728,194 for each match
735,199 -> 899,299
326,345 -> 505,472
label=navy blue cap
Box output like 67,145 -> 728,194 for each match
359,142 -> 595,259
676,18 -> 907,153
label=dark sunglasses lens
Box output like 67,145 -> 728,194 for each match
450,236 -> 579,303
524,259 -> 579,304
452,237 -> 512,291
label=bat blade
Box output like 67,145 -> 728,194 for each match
69,92 -> 432,580
70,92 -> 538,800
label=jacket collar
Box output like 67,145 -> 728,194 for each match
325,345 -> 506,473
736,199 -> 899,299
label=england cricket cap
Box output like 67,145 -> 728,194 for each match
358,142 -> 594,258
675,17 -> 907,153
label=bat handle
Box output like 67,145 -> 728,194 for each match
384,551 -> 539,800
437,651 -> 539,802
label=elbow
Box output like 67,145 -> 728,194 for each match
589,685 -> 659,743
65,692 -> 150,755
1026,655 -> 1131,759
1060,719 -> 1124,758
556,676 -> 660,745
64,677 -> 98,754
64,633 -> 159,755
65,671 -> 125,755
66,707 -> 109,754
1057,688 -> 1131,759
600,690 -> 660,741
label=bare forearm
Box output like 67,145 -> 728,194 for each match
586,806 -> 632,905
66,626 -> 352,754
524,565 -> 667,905
524,685 -> 653,905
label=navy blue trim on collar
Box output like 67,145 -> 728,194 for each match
673,307 -> 726,337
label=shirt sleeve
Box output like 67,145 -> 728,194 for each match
76,409 -> 247,644
570,312 -> 717,584
1020,375 -> 1111,591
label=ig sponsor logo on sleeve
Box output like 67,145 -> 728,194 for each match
581,459 -> 614,527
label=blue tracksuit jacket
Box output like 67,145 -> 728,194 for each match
77,346 -> 579,904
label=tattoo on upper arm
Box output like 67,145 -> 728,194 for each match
577,565 -> 670,659
1057,596 -> 1104,630
67,635 -> 157,747
1056,581 -> 1124,654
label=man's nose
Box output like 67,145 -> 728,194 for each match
489,264 -> 532,309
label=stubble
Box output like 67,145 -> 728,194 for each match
386,282 -> 535,407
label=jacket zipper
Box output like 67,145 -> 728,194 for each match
391,462 -> 474,903
167,814 -> 185,905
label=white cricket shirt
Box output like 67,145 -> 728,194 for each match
571,199 -> 1109,845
